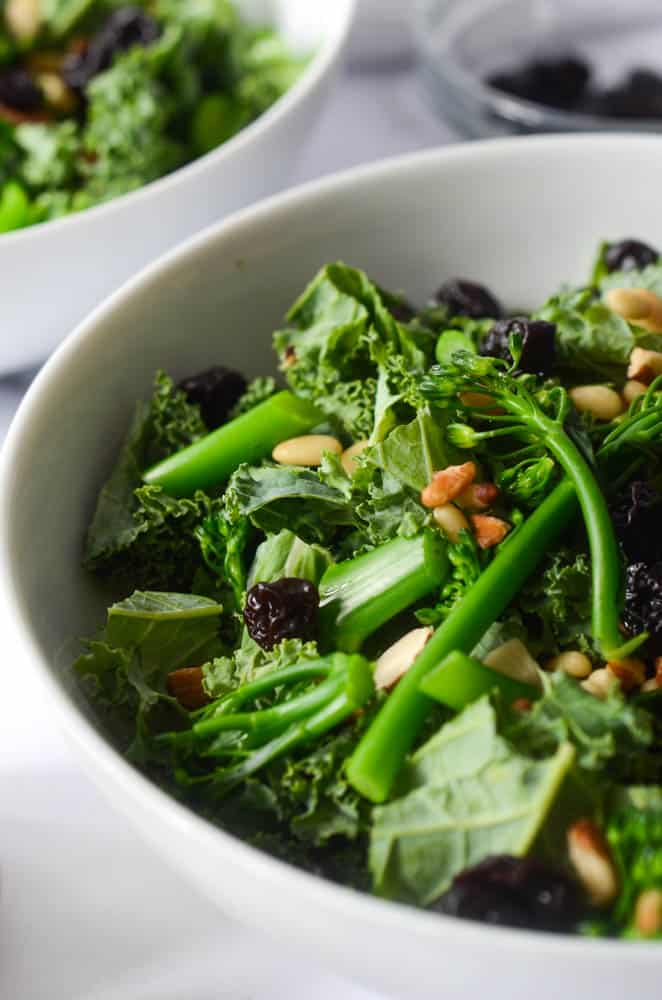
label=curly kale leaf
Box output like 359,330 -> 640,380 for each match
85,372 -> 210,592
535,286 -> 655,382
74,590 -> 225,759
81,33 -> 186,203
274,263 -> 434,437
15,121 -> 81,191
417,530 -> 482,627
502,671 -> 653,774
517,547 -> 593,653
605,787 -> 662,935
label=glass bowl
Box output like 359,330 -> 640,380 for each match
415,0 -> 662,137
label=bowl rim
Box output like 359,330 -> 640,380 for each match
4,133 -> 662,959
414,0 -> 662,132
0,0 -> 356,247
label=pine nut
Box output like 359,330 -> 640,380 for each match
432,503 -> 469,543
622,379 -> 648,405
272,434 -> 342,466
38,72 -> 77,113
546,651 -> 593,679
421,462 -> 476,508
456,481 -> 499,512
605,287 -> 662,333
568,819 -> 619,906
627,347 -> 662,384
374,627 -> 433,690
634,889 -> 662,936
569,385 -> 624,422
642,678 -> 660,693
470,513 -> 510,549
5,0 -> 41,40
581,667 -> 616,700
341,439 -> 369,477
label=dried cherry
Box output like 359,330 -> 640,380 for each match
481,317 -> 556,376
178,366 -> 247,429
435,279 -> 502,320
433,855 -> 584,932
604,238 -> 659,274
244,578 -> 319,651
62,6 -> 161,91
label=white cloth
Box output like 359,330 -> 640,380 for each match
0,45 -> 450,1000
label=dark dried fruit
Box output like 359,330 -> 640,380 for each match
488,56 -> 591,111
435,279 -> 502,320
611,481 -> 662,564
604,239 -> 659,274
244,577 -> 319,651
593,70 -> 662,120
388,298 -> 416,323
0,68 -> 43,112
622,561 -> 662,656
178,366 -> 247,430
433,855 -> 584,932
481,317 -> 556,376
62,6 -> 161,91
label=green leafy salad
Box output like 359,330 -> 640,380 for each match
75,236 -> 662,938
0,1 -> 306,233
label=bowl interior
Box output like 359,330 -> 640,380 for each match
5,137 -> 662,997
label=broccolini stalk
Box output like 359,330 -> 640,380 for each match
347,478 -> 578,803
164,653 -> 374,794
422,351 -> 642,660
598,376 -> 662,488
143,391 -> 323,496
318,531 -> 449,651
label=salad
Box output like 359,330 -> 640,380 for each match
76,236 -> 662,939
0,1 -> 305,233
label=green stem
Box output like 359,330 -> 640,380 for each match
143,391 -> 323,496
318,530 -> 449,652
346,479 -> 577,803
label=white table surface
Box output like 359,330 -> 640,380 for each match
0,50 -> 455,1000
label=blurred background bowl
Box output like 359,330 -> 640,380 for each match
0,0 -> 354,375
3,135 -> 662,1000
416,0 -> 662,138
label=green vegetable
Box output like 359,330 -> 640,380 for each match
319,531 -> 449,652
423,351 -> 639,660
606,787 -> 662,935
191,92 -> 250,154
502,671 -> 653,773
247,529 -> 332,588
143,391 -> 323,496
369,697 -> 575,904
420,650 -> 539,712
165,652 -> 375,794
0,180 -> 30,233
435,328 -> 475,366
85,372 -> 211,591
347,478 -> 577,803
16,122 -> 80,191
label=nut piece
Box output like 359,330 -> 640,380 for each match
622,379 -> 648,405
581,667 -> 617,700
5,0 -> 41,41
166,667 -> 210,709
470,513 -> 510,549
341,439 -> 369,477
484,638 -> 541,688
627,346 -> 662,384
455,481 -> 499,512
569,385 -> 624,422
421,461 -> 476,508
432,503 -> 470,543
272,434 -> 342,467
546,650 -> 593,679
567,819 -> 619,907
37,72 -> 77,113
634,889 -> 662,936
374,627 -> 433,690
605,287 -> 662,334
607,656 -> 646,692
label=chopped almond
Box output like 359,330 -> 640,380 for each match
606,657 -> 646,692
456,481 -> 499,512
421,461 -> 476,509
470,513 -> 510,549
166,667 -> 210,709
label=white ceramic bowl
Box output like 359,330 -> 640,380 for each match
2,136 -> 661,1000
0,0 -> 354,374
